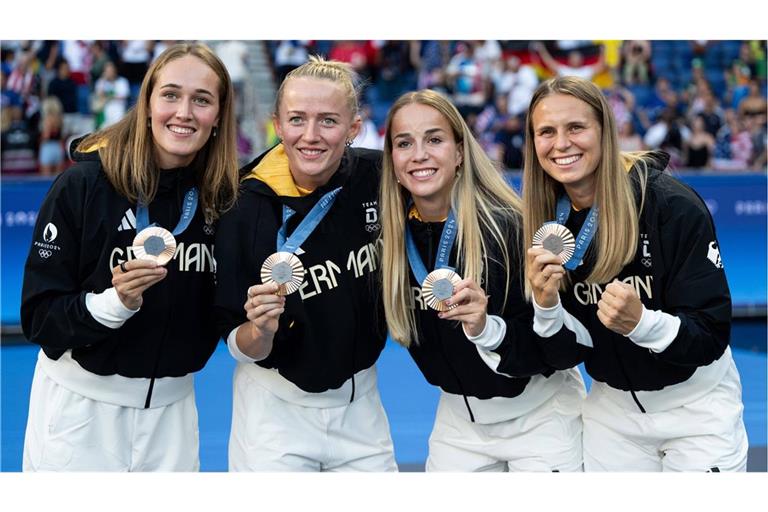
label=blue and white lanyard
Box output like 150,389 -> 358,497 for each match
404,209 -> 458,283
277,187 -> 342,253
136,187 -> 199,235
553,194 -> 598,270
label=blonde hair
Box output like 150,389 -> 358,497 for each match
77,42 -> 239,222
380,89 -> 523,347
274,55 -> 362,117
522,76 -> 650,291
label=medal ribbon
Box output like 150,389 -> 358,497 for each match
405,208 -> 458,283
553,194 -> 598,270
136,187 -> 199,235
277,187 -> 342,253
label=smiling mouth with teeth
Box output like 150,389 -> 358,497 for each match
169,126 -> 195,134
553,155 -> 581,165
410,169 -> 437,177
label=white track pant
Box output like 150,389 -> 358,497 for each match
228,364 -> 398,472
426,368 -> 586,472
23,363 -> 199,471
583,358 -> 748,472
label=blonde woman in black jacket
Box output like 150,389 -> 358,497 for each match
378,89 -> 586,471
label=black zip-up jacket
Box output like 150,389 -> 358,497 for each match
405,211 -> 577,401
21,147 -> 219,381
526,152 -> 732,397
213,148 -> 386,393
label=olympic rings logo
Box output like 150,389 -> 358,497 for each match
641,258 -> 652,268
39,249 -> 52,259
365,223 -> 381,232
203,224 -> 215,235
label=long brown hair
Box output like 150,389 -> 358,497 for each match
380,89 -> 523,347
77,42 -> 239,222
522,76 -> 650,290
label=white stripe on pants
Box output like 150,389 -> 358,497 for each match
23,360 -> 200,472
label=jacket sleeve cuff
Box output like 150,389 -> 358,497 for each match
463,314 -> 505,350
227,325 -> 258,363
626,305 -> 681,353
85,287 -> 139,329
532,295 -> 593,348
532,295 -> 564,337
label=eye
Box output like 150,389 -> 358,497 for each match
288,116 -> 303,125
320,117 -> 338,126
569,124 -> 585,133
536,127 -> 554,137
193,96 -> 212,106
395,140 -> 411,149
162,91 -> 178,100
428,136 -> 443,145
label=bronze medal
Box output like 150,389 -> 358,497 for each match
132,226 -> 177,266
422,268 -> 461,312
532,223 -> 576,265
260,251 -> 305,296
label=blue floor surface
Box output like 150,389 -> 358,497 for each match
2,331 -> 766,471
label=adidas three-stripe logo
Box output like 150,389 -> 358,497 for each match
117,209 -> 137,231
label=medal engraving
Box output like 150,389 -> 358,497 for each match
422,268 -> 461,312
261,251 -> 305,296
132,227 -> 177,266
532,223 -> 576,264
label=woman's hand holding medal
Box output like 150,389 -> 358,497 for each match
526,247 -> 566,308
111,259 -> 167,310
244,282 -> 286,338
436,277 -> 489,337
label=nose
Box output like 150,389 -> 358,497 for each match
175,99 -> 193,120
554,130 -> 571,151
412,142 -> 428,161
301,120 -> 320,142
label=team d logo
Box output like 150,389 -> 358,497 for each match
364,206 -> 380,232
707,241 -> 723,269
43,223 -> 58,242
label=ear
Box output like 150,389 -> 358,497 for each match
348,114 -> 362,141
272,114 -> 283,140
456,145 -> 464,168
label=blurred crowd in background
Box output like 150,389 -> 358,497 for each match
2,39 -> 766,176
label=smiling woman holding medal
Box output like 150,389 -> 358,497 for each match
213,56 -> 397,472
378,89 -> 586,472
523,76 -> 748,471
20,43 -> 240,471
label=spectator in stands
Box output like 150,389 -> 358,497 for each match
20,42 -> 239,472
119,40 -> 152,108
490,55 -> 539,118
683,115 -> 716,169
410,40 -> 451,91
522,76 -> 748,471
617,120 -> 645,152
1,104 -> 38,174
92,61 -> 130,129
213,56 -> 397,472
445,41 -> 489,118
215,40 -> 249,120
620,40 -> 651,86
713,110 -> 754,171
88,41 -> 111,87
37,96 -> 66,175
643,106 -> 690,167
378,88 -> 585,471
46,59 -> 81,137
531,41 -> 605,81
273,41 -> 309,84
